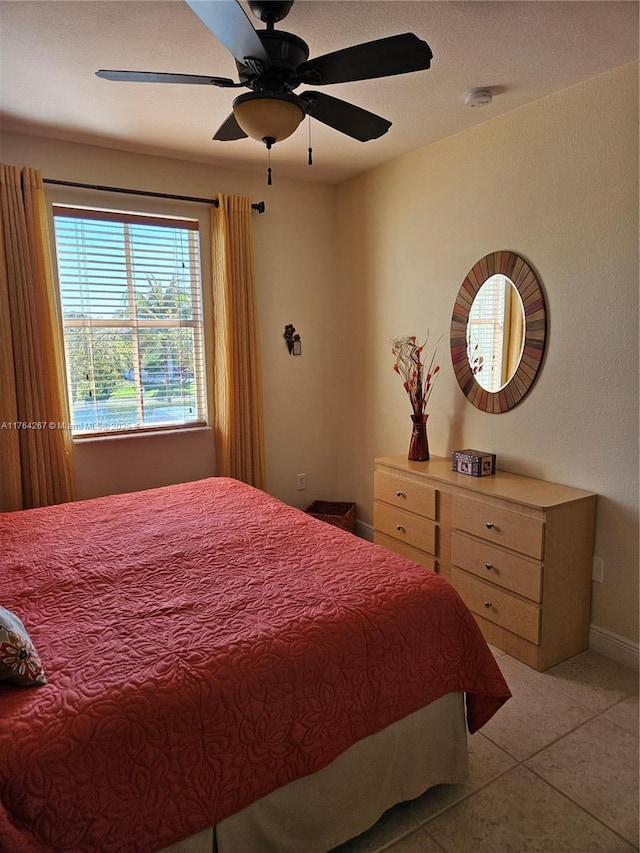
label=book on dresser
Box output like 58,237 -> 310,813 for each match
373,455 -> 596,671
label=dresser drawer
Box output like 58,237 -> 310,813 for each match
452,531 -> 543,602
374,471 -> 437,520
374,532 -> 436,572
452,567 -> 541,643
373,502 -> 436,555
452,494 -> 544,559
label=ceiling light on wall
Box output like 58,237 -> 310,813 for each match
464,87 -> 493,107
233,92 -> 305,144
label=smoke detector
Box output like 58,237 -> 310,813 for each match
464,88 -> 493,107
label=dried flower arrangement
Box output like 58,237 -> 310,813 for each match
391,334 -> 441,415
391,333 -> 441,461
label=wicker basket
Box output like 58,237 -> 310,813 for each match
306,500 -> 357,534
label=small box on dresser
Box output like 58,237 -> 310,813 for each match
374,455 -> 596,671
451,449 -> 496,477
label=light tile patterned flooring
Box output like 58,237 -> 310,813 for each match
332,648 -> 639,853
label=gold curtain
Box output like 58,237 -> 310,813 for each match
505,289 -> 525,382
211,194 -> 266,490
0,164 -> 74,511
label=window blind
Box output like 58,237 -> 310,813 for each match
52,205 -> 207,435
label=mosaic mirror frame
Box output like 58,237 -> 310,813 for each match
450,250 -> 547,413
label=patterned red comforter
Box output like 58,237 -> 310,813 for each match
0,478 -> 510,852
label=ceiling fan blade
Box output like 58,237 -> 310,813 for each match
186,0 -> 270,68
96,70 -> 236,87
213,112 -> 248,141
298,33 -> 432,85
300,92 -> 391,142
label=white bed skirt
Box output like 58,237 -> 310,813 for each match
159,691 -> 468,853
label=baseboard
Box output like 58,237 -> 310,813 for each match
356,519 -> 374,542
589,624 -> 639,670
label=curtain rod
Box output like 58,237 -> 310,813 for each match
43,178 -> 266,214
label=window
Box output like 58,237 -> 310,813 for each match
52,206 -> 206,435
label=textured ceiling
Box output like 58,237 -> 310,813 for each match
0,0 -> 638,184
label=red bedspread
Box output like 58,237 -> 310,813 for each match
0,478 -> 510,852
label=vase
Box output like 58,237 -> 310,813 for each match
408,413 -> 429,461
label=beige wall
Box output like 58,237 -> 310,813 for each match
0,131 -> 341,510
334,63 -> 639,644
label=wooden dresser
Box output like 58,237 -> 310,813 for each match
374,455 -> 596,671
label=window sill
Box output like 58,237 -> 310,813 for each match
72,424 -> 210,443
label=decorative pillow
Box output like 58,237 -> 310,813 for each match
0,607 -> 47,687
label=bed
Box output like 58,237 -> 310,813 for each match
0,477 -> 510,853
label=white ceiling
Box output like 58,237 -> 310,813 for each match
0,1 -> 637,184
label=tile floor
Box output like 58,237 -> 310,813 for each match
332,648 -> 639,853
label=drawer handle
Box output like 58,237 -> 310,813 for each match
485,563 -> 494,571
396,524 -> 406,532
485,522 -> 495,529
395,491 -> 406,498
483,601 -> 493,609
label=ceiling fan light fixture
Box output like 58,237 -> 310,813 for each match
233,92 -> 305,143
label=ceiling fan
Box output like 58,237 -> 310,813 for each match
96,0 -> 433,168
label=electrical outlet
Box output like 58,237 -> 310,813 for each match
296,474 -> 307,491
592,556 -> 604,583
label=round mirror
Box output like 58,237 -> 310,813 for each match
451,251 -> 547,413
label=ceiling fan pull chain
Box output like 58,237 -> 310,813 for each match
308,114 -> 313,166
264,136 -> 274,185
